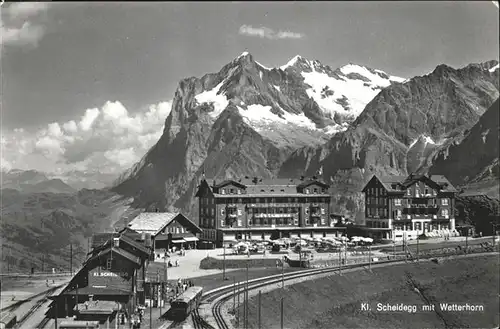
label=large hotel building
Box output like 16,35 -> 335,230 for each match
361,174 -> 457,241
195,177 -> 346,246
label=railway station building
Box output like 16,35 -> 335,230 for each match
195,176 -> 346,247
46,233 -> 151,326
361,173 -> 457,241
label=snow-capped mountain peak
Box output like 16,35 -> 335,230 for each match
191,52 -> 405,145
280,55 -> 311,70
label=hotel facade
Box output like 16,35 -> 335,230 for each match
195,177 -> 346,246
362,174 -> 457,241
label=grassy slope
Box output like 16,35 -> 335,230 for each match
0,189 -> 135,273
239,255 -> 499,329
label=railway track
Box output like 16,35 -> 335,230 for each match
196,250 -> 498,329
34,316 -> 51,329
15,295 -> 49,328
1,284 -> 63,313
5,284 -> 66,329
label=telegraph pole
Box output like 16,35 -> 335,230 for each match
465,230 -> 469,254
223,243 -> 226,280
280,297 -> 284,329
258,290 -> 262,329
338,246 -> 342,275
150,284 -> 153,329
281,258 -> 284,289
70,244 -> 73,274
245,260 -> 249,329
237,282 -> 240,327
55,302 -> 58,329
416,238 -> 420,262
368,245 -> 371,271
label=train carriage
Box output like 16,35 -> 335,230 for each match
169,286 -> 203,320
0,312 -> 16,329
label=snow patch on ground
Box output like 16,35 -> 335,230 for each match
489,64 -> 499,72
238,104 -> 315,131
259,71 -> 263,80
237,104 -> 347,136
408,135 -> 439,149
194,81 -> 229,118
301,64 -> 400,119
273,85 -> 281,92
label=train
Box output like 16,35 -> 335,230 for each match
169,286 -> 203,320
59,320 -> 100,329
0,312 -> 16,329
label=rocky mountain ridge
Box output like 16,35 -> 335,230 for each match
113,54 -> 499,221
113,53 -> 405,214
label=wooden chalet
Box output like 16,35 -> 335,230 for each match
125,212 -> 202,261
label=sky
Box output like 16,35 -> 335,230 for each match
1,1 -> 499,179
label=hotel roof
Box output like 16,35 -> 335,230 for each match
370,174 -> 457,193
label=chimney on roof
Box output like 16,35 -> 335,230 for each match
113,237 -> 120,248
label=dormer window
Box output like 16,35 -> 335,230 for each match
221,189 -> 226,195
230,188 -> 235,194
237,189 -> 241,194
260,189 -> 265,192
270,189 -> 275,192
407,189 -> 411,196
313,188 -> 318,194
281,189 -> 285,192
424,188 -> 429,195
305,188 -> 310,194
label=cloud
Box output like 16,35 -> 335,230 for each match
1,100 -> 172,177
239,25 -> 304,40
1,2 -> 51,47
